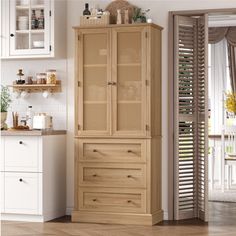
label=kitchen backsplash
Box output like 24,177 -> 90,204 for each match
1,59 -> 67,130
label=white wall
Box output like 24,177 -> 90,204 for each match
2,0 -> 236,221
1,59 -> 67,130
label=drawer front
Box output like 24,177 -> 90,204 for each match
79,187 -> 146,213
78,139 -> 146,163
79,163 -> 146,188
4,136 -> 41,172
3,172 -> 42,214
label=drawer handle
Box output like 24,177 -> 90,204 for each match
127,175 -> 132,178
127,150 -> 132,153
19,178 -> 23,182
93,174 -> 97,177
19,141 -> 23,144
93,199 -> 97,202
127,200 -> 132,203
93,149 -> 97,152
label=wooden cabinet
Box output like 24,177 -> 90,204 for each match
1,0 -> 66,59
0,134 -> 66,222
73,24 -> 163,225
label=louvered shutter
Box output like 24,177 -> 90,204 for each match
174,15 -> 208,221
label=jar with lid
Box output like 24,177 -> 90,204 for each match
36,73 -> 46,84
46,69 -> 57,84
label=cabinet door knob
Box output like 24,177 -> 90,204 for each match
93,199 -> 97,202
10,33 -> 14,37
107,82 -> 112,85
93,149 -> 97,152
127,200 -> 132,203
19,178 -> 23,182
127,175 -> 132,178
127,150 -> 132,153
112,82 -> 117,86
93,174 -> 97,177
19,141 -> 23,144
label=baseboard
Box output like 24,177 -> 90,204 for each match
72,210 -> 163,225
66,207 -> 73,215
163,211 -> 169,220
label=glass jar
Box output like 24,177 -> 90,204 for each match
46,69 -> 57,84
36,73 -> 46,84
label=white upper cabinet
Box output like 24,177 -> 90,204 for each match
1,0 -> 66,59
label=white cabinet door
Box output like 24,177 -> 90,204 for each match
4,136 -> 41,172
4,172 -> 42,214
9,0 -> 51,56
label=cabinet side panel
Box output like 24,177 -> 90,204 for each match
151,137 -> 162,214
150,27 -> 162,137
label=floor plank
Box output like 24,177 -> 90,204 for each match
1,202 -> 236,236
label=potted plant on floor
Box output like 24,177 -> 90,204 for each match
1,85 -> 12,130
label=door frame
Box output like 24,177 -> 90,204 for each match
168,8 -> 236,220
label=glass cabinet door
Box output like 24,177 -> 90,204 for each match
9,0 -> 50,56
77,29 -> 110,135
112,27 -> 147,136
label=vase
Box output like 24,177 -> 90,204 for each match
1,112 -> 8,130
116,9 -> 122,24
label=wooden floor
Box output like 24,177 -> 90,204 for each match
1,202 -> 236,236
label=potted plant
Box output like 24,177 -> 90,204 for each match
1,85 -> 12,130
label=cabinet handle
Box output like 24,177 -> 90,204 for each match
127,150 -> 132,153
107,82 -> 112,85
19,141 -> 23,144
93,149 -> 97,152
19,178 -> 23,182
112,82 -> 117,86
93,199 -> 97,202
93,174 -> 97,177
127,175 -> 132,178
10,33 -> 14,37
127,200 -> 132,203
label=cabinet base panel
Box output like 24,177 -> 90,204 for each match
1,211 -> 66,222
72,210 -> 163,225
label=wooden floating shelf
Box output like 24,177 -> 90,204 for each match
9,80 -> 61,93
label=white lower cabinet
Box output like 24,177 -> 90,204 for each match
0,133 -> 66,222
3,172 -> 42,215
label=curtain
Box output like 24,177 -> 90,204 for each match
209,39 -> 228,135
209,27 -> 236,92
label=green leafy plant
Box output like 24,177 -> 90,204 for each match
132,8 -> 147,23
1,85 -> 12,112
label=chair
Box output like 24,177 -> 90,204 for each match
221,125 -> 236,191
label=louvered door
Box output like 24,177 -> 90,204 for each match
174,15 -> 208,221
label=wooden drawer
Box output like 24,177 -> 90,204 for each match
79,163 -> 146,188
78,187 -> 146,213
3,136 -> 41,172
2,172 -> 42,214
78,139 -> 146,163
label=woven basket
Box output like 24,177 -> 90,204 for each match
80,14 -> 110,27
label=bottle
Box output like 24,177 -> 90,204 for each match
26,106 -> 34,130
38,9 -> 44,29
31,10 -> 37,29
83,3 -> 91,15
124,9 -> 129,24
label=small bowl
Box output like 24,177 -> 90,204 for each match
33,41 -> 44,48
